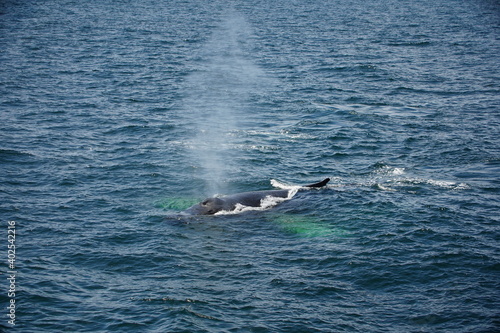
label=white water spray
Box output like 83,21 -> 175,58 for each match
181,12 -> 269,195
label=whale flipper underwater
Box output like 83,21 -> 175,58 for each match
184,178 -> 330,215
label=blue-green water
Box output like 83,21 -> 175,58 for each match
1,0 -> 499,331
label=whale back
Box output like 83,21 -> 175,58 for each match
223,190 -> 290,208
185,189 -> 290,215
184,178 -> 330,215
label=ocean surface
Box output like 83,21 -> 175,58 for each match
1,0 -> 499,332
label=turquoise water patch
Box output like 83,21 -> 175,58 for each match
155,197 -> 201,211
270,214 -> 348,238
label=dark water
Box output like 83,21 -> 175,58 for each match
1,0 -> 499,332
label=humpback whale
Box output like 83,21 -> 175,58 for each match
184,178 -> 330,215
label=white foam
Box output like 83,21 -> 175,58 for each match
425,179 -> 470,190
214,203 -> 263,215
270,179 -> 310,192
392,168 -> 405,176
270,179 -> 292,189
214,187 -> 298,215
375,177 -> 470,192
374,183 -> 397,191
375,165 -> 406,176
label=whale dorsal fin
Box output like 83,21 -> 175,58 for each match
304,178 -> 330,188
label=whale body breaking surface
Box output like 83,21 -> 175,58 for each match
184,178 -> 330,215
